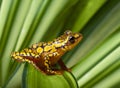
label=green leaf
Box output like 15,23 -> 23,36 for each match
67,0 -> 107,32
0,0 -> 32,86
72,29 -> 120,79
23,64 -> 78,88
0,0 -> 120,88
94,68 -> 120,88
66,0 -> 120,67
77,46 -> 120,87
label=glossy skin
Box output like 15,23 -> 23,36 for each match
11,30 -> 83,75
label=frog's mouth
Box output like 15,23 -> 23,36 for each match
74,33 -> 83,44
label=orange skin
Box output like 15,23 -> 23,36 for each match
11,30 -> 83,75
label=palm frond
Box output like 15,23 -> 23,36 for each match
0,0 -> 120,88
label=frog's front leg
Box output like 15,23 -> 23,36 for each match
58,59 -> 71,72
43,56 -> 63,75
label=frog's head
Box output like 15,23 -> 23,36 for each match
63,30 -> 83,50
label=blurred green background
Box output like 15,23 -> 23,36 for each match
0,0 -> 120,88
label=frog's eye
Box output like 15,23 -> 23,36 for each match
69,36 -> 75,43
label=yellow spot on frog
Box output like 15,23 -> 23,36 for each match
37,47 -> 43,54
28,49 -> 32,53
16,52 -> 20,55
49,53 -> 53,57
31,53 -> 35,56
50,47 -> 56,52
54,43 -> 63,48
32,44 -> 37,48
74,33 -> 80,38
44,46 -> 52,52
26,53 -> 30,56
20,52 -> 26,56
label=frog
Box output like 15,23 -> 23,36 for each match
11,30 -> 83,75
